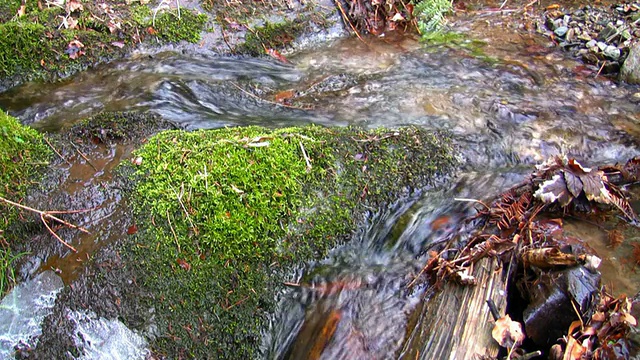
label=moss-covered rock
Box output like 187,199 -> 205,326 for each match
0,2 -> 208,90
242,19 -> 306,55
0,110 -> 51,294
125,125 -> 456,358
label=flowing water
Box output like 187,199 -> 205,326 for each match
1,21 -> 640,359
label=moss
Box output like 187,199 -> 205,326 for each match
0,110 -> 51,295
153,9 -> 208,43
242,19 -> 306,55
68,111 -> 177,144
0,4 -> 207,88
126,125 -> 456,358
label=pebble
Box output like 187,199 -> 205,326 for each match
604,45 -> 621,59
555,26 -> 569,37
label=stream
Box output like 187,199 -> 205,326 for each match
1,16 -> 640,360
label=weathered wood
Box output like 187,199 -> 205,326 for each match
399,257 -> 509,360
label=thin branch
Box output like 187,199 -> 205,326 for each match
68,141 -> 97,171
43,136 -> 70,165
454,197 -> 490,210
166,209 -> 181,253
299,141 -> 312,171
229,82 -> 310,110
40,213 -> 77,252
335,0 -> 367,44
0,196 -> 90,234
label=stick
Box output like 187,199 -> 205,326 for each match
40,213 -> 77,252
68,141 -> 98,171
0,196 -> 90,234
43,136 -> 70,165
454,197 -> 490,210
229,82 -> 309,110
335,0 -> 367,44
299,141 -> 312,171
166,209 -> 181,253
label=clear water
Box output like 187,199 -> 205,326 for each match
1,28 -> 639,360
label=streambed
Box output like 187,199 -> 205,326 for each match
1,8 -> 640,360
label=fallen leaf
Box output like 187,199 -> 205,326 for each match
264,48 -> 290,64
563,170 -> 583,198
108,20 -> 121,33
534,174 -> 572,207
177,258 -> 191,271
274,90 -> 295,103
127,224 -> 138,235
390,12 -> 405,22
146,27 -> 157,35
111,41 -> 125,48
65,40 -> 85,59
491,314 -> 525,348
66,0 -> 83,12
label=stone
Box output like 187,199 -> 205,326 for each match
621,42 -> 640,84
604,45 -> 621,60
554,26 -> 569,37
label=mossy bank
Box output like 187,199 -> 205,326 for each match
0,1 -> 208,91
0,111 -> 50,295
123,125 -> 456,358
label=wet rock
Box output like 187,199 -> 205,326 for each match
604,45 -> 621,60
621,42 -> 640,84
0,271 -> 63,358
522,266 -> 600,348
555,26 -> 569,37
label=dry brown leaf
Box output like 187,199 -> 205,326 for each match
66,0 -> 83,12
491,314 -> 525,349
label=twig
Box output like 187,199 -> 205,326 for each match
0,196 -> 91,253
486,299 -> 501,321
40,213 -> 77,252
171,184 -> 197,234
68,141 -> 97,171
335,0 -> 367,45
43,136 -> 70,165
595,61 -> 606,78
166,209 -> 181,253
0,196 -> 90,234
229,82 -> 309,110
454,197 -> 490,210
299,141 -> 312,171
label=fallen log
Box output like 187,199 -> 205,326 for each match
399,257 -> 507,359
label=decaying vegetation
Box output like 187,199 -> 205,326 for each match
409,156 -> 640,359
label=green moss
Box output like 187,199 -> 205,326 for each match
126,125 -> 456,358
0,110 -> 51,295
68,111 -> 176,144
0,22 -> 49,78
0,3 -> 207,87
242,19 -> 305,55
154,9 -> 208,43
